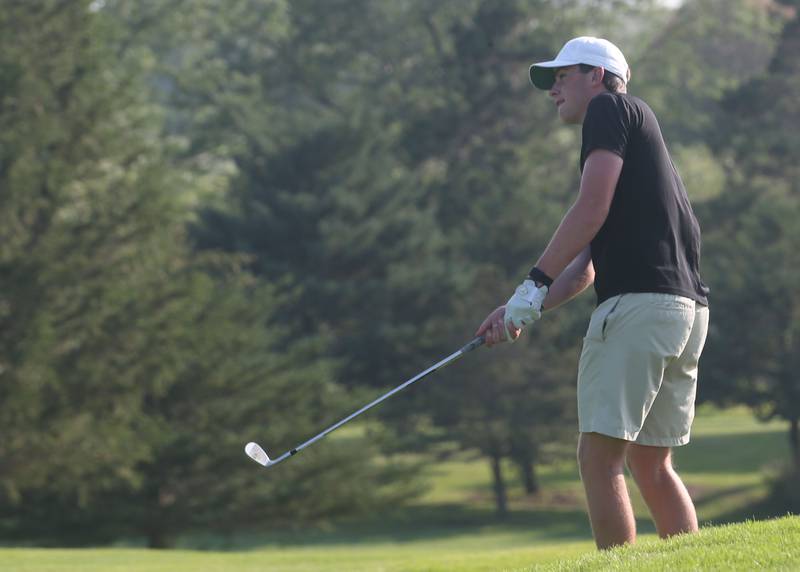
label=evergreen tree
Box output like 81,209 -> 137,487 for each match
385,0 -> 662,512
0,0 -> 178,513
168,0 -> 667,513
700,2 -> 800,471
631,0 -> 784,205
633,0 -> 783,144
0,1 -> 413,545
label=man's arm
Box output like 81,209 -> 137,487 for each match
533,149 -> 623,281
542,245 -> 594,312
479,149 -> 622,345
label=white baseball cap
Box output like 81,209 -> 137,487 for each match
529,36 -> 629,90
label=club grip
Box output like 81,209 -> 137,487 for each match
460,336 -> 485,354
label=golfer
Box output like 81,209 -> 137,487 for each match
476,36 -> 710,549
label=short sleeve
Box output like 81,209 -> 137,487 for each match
580,94 -> 629,171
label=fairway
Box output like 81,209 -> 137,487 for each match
2,541 -> 594,572
2,406 -> 793,572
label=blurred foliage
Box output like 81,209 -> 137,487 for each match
0,0 -> 797,544
0,0 -> 418,548
698,2 -> 800,469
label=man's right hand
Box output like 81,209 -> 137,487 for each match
475,305 -> 521,347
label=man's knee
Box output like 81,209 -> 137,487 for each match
626,444 -> 673,483
578,432 -> 629,476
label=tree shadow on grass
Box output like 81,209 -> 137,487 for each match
699,487 -> 797,528
675,429 -> 787,475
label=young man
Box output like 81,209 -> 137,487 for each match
475,36 -> 710,549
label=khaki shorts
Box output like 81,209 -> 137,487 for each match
577,293 -> 709,447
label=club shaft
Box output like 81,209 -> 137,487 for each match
272,337 -> 484,464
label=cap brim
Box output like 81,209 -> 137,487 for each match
528,60 -> 573,90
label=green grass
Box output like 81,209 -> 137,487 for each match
1,406 -> 794,571
1,540 -> 595,572
4,518 -> 799,572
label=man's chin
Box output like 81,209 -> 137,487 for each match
558,112 -> 578,124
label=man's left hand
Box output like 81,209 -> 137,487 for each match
504,279 -> 548,331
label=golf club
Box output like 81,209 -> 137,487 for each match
245,336 -> 485,469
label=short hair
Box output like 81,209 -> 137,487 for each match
578,64 -> 626,93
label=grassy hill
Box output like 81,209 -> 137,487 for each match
528,516 -> 800,572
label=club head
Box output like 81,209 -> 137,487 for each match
245,442 -> 272,466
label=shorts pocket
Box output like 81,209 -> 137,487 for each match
601,294 -> 625,341
585,295 -> 624,342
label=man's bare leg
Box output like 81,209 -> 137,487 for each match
626,443 -> 698,538
577,432 -> 636,549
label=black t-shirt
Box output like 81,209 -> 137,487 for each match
580,92 -> 709,306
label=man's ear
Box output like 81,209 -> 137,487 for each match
593,67 -> 605,85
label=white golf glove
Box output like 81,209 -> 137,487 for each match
504,279 -> 548,340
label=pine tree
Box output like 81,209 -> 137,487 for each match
700,2 -> 800,471
0,1 -> 414,545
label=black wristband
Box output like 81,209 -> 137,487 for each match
527,266 -> 554,287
